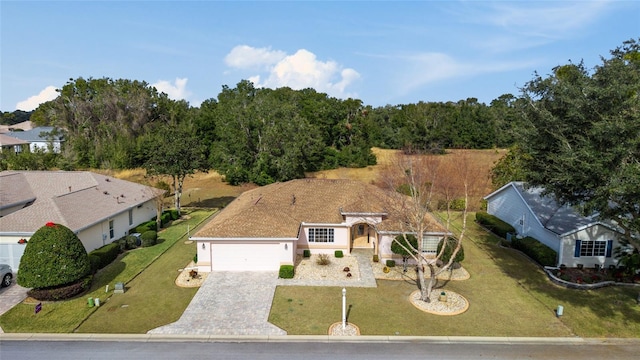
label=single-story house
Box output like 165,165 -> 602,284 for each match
4,126 -> 64,153
484,181 -> 623,268
0,170 -> 163,270
192,178 -> 449,272
0,133 -> 30,153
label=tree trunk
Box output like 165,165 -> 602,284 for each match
417,261 -> 430,302
175,175 -> 185,216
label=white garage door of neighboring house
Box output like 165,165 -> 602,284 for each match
211,243 -> 282,271
0,244 -> 26,270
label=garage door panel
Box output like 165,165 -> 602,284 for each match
211,243 -> 281,271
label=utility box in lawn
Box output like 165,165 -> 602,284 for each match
114,282 -> 125,294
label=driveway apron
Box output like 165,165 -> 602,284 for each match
0,281 -> 28,333
148,271 -> 286,336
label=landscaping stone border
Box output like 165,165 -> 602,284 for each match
409,290 -> 469,316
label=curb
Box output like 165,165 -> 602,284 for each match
2,333 -> 640,345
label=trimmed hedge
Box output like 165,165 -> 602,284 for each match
512,236 -> 557,267
88,242 -> 120,272
476,211 -> 516,238
279,265 -> 295,279
141,230 -> 158,247
386,260 -> 396,267
303,250 -> 311,258
161,212 -> 172,226
335,250 -> 344,258
168,209 -> 179,220
135,220 -> 157,233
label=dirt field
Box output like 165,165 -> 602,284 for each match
110,148 -> 506,210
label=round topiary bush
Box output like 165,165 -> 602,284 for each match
141,230 -> 158,247
437,237 -> 464,265
18,222 -> 91,298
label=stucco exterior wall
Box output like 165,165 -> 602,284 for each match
297,225 -> 350,254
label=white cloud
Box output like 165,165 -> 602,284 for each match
15,86 -> 58,111
226,46 -> 360,99
152,77 -> 191,101
225,45 -> 286,69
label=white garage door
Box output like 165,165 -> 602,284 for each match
0,244 -> 26,270
211,242 -> 282,271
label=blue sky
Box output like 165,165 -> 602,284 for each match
2,1 -> 638,111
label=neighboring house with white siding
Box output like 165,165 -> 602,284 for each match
4,126 -> 64,153
192,178 -> 449,272
0,171 -> 163,270
484,182 -> 623,268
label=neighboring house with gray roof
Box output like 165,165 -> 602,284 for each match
192,178 -> 449,272
0,133 -> 30,153
484,182 -> 623,268
0,171 -> 163,270
5,126 -> 64,153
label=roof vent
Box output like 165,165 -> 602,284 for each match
103,191 -> 109,195
105,178 -> 111,182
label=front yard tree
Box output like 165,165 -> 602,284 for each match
142,100 -> 207,217
520,38 -> 640,251
17,222 -> 91,299
380,151 -> 474,302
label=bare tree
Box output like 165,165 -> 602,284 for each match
379,151 -> 476,302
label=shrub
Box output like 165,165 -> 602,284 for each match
88,242 -> 120,272
373,254 -> 379,262
141,230 -> 158,247
303,250 -> 311,258
317,254 -> 330,265
168,209 -> 179,220
437,237 -> 464,264
135,220 -> 156,233
475,211 -> 516,238
193,253 -> 198,263
161,212 -> 172,226
18,222 -> 91,290
512,236 -> 557,267
27,275 -> 93,301
279,265 -> 294,279
335,250 -> 344,258
386,260 -> 396,267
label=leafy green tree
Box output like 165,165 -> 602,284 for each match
17,222 -> 91,289
490,145 -> 531,189
520,38 -> 640,250
142,107 -> 207,217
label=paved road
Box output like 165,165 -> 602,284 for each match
1,336 -> 639,360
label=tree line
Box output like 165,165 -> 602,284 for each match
1,79 -> 526,183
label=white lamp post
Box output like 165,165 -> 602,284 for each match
342,287 -> 347,329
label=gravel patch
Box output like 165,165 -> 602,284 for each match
409,289 -> 469,315
293,254 -> 360,281
372,262 -> 470,281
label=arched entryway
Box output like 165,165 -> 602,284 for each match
350,223 -> 376,250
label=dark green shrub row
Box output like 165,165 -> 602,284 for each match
27,275 -> 92,301
279,265 -> 295,279
386,260 -> 396,267
135,220 -> 156,233
161,212 -> 171,226
303,250 -> 311,258
118,235 -> 139,251
88,242 -> 120,272
475,211 -> 516,238
512,236 -> 557,267
335,250 -> 344,258
141,230 -> 158,247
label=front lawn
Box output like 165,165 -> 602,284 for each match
0,209 -> 214,333
269,212 -> 640,337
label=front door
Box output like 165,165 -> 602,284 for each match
351,224 -> 372,248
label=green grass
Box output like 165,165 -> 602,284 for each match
269,212 -> 640,337
0,209 -> 214,333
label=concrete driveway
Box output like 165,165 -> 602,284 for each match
148,271 -> 286,336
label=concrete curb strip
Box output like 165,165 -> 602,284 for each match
2,333 -> 640,345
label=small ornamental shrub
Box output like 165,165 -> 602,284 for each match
373,254 -> 379,262
475,211 -> 516,238
141,230 -> 158,247
386,260 -> 396,267
161,212 -> 172,226
135,220 -> 156,233
168,209 -> 179,220
18,222 -> 91,293
303,250 -> 311,258
193,253 -> 198,263
317,254 -> 331,265
335,250 -> 344,258
279,265 -> 295,279
437,237 -> 464,264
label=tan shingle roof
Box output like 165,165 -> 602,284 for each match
0,171 -> 163,234
194,178 -> 445,239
